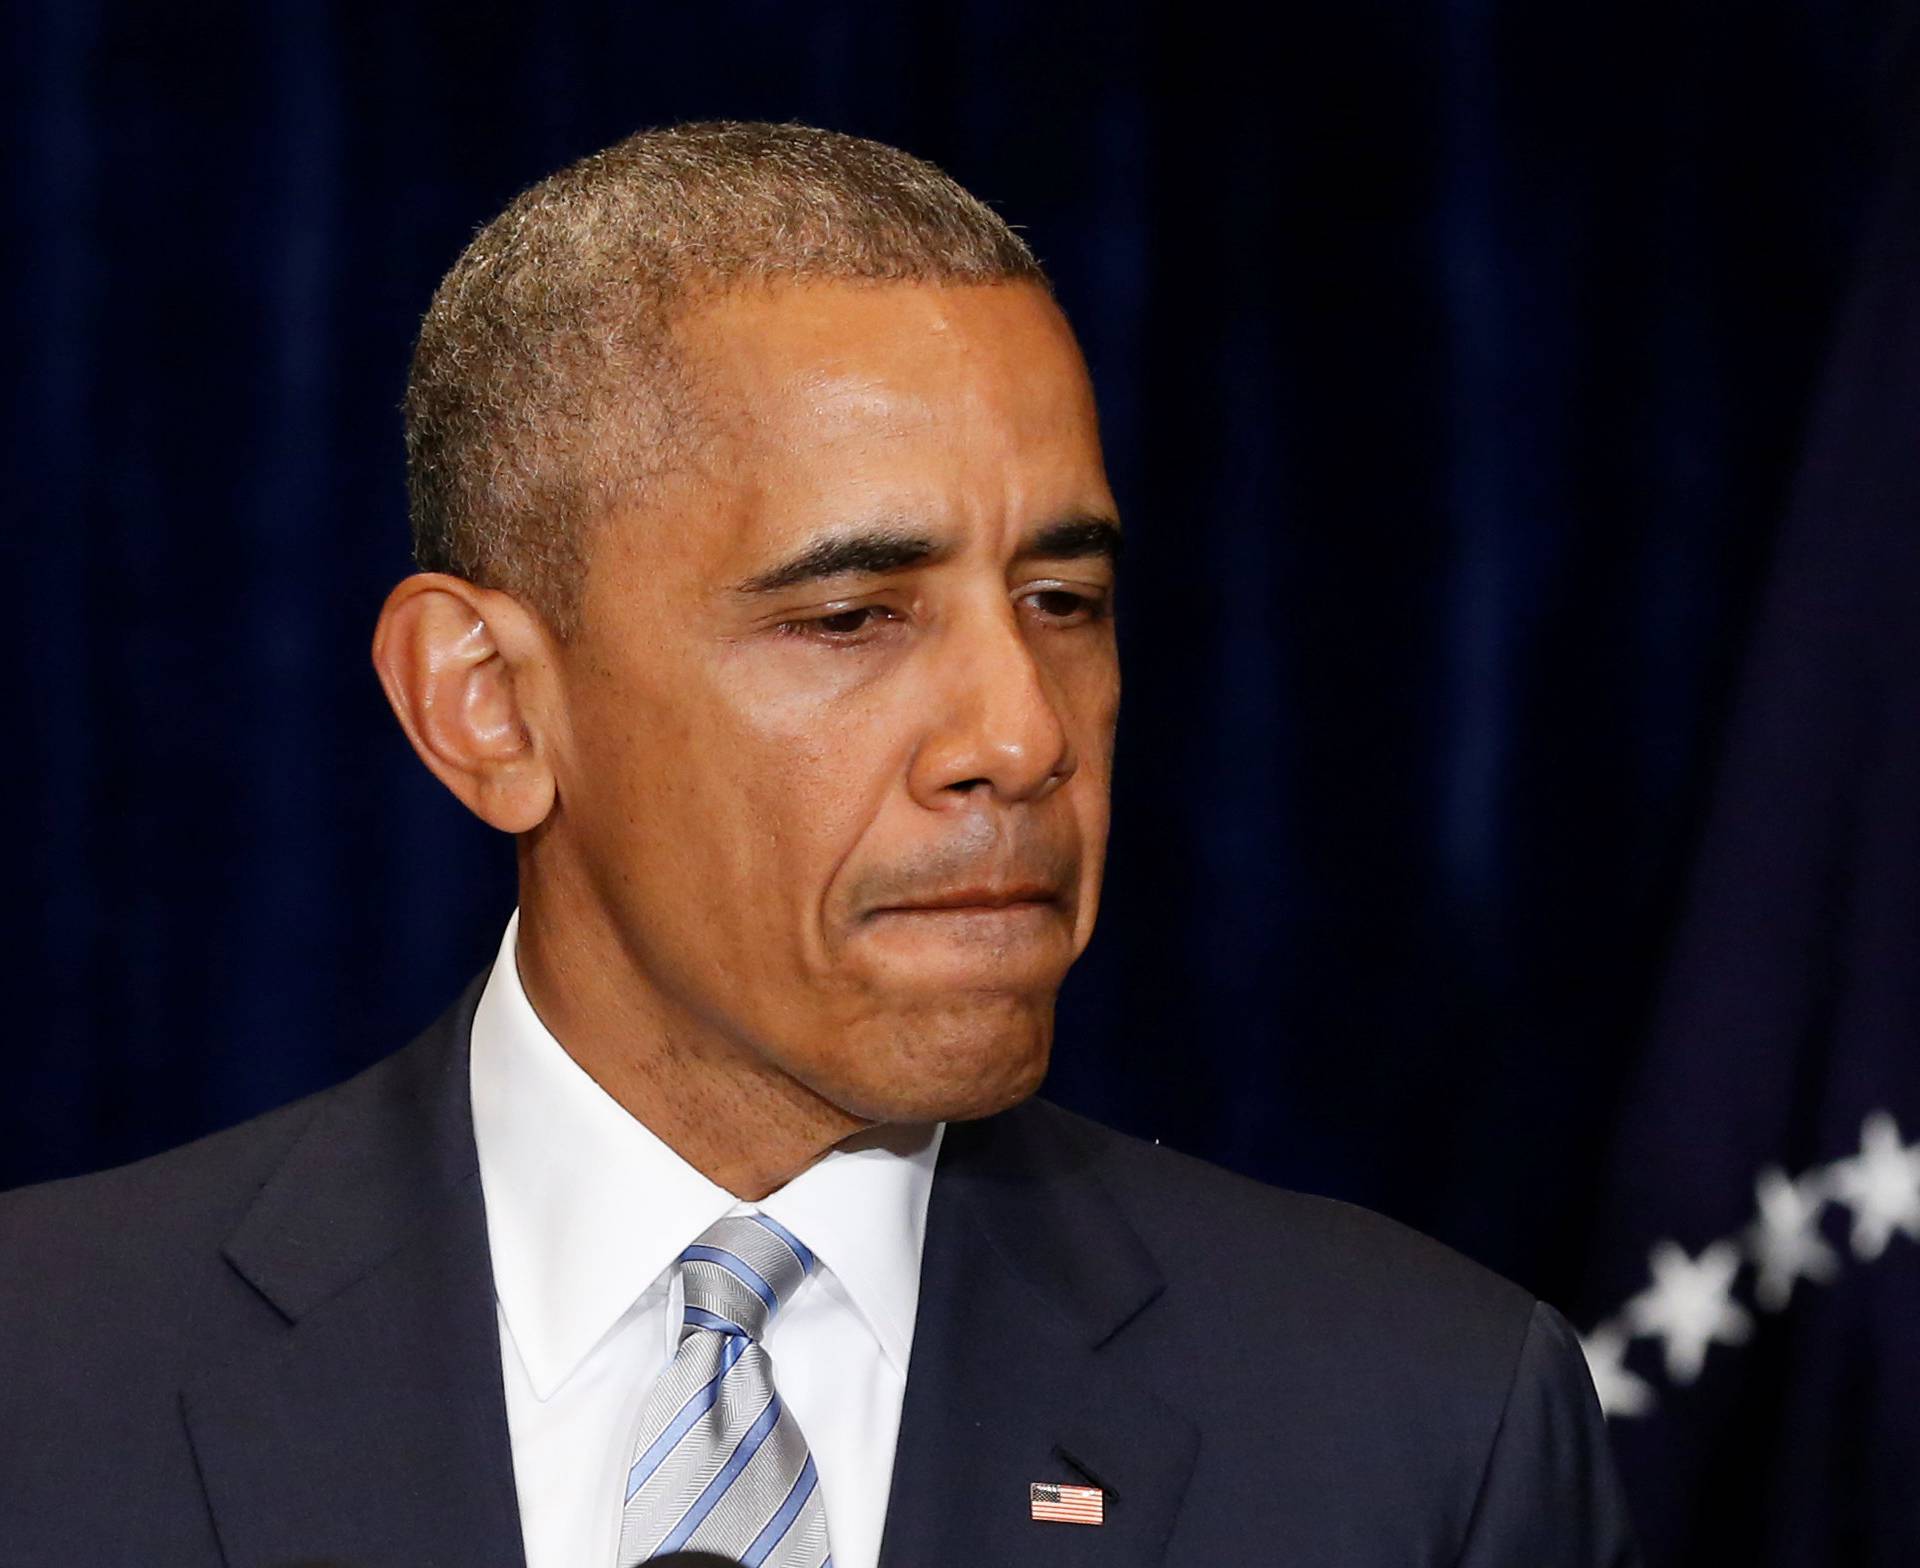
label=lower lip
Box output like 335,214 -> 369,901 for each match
867,901 -> 1058,923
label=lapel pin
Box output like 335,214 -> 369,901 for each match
1030,1481 -> 1105,1526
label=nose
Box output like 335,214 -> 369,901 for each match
908,601 -> 1077,808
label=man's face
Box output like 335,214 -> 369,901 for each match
550,280 -> 1119,1125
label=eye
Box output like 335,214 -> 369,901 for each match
776,604 -> 900,641
1024,587 -> 1109,623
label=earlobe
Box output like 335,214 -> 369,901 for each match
370,574 -> 558,834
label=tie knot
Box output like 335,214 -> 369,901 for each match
676,1212 -> 815,1343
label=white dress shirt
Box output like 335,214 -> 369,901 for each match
469,912 -> 944,1568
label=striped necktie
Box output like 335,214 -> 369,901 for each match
616,1212 -> 833,1568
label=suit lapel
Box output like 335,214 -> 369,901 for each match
183,978 -> 527,1568
880,1106 -> 1198,1568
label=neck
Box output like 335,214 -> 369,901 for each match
512,870 -> 868,1201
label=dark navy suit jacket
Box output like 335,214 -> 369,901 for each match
1,977 -> 1639,1567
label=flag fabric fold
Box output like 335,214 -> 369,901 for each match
1574,90 -> 1920,1567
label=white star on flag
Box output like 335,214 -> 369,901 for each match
1747,1165 -> 1840,1310
1827,1112 -> 1920,1261
1576,1323 -> 1655,1418
1625,1238 -> 1752,1385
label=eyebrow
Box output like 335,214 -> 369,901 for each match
732,525 -> 946,595
1023,516 -> 1123,567
731,514 -> 1122,596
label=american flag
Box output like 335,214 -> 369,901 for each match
1030,1481 -> 1105,1525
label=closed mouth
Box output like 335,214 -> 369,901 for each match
871,886 -> 1059,914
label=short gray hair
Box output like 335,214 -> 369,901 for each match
403,121 -> 1048,636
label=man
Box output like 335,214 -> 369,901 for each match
0,123 -> 1637,1568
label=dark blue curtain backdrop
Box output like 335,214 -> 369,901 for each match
9,3 -> 1920,1561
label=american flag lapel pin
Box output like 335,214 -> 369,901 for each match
1030,1480 -> 1105,1526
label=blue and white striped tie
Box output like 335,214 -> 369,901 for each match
617,1213 -> 833,1568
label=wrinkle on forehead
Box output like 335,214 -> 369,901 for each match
785,371 -> 941,446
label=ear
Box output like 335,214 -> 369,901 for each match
370,573 -> 559,834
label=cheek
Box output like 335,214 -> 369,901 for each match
1054,647 -> 1119,890
698,658 -> 917,931
1054,640 -> 1120,779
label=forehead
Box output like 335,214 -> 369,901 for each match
680,278 -> 1090,414
661,281 -> 1110,557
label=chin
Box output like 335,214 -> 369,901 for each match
821,997 -> 1055,1124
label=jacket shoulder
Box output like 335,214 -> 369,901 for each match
0,998 -> 464,1331
0,1089 -> 321,1286
1018,1095 -> 1541,1411
1030,1096 -> 1533,1318
0,1076 -> 336,1497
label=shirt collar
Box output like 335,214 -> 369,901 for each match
469,911 -> 942,1401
